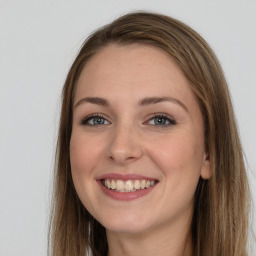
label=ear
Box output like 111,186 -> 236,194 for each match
200,153 -> 211,180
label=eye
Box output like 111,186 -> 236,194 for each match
147,113 -> 176,127
81,114 -> 111,126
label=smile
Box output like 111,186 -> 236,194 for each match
97,174 -> 159,201
102,179 -> 157,192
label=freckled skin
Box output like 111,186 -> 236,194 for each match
70,44 -> 211,255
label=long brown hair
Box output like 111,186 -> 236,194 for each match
48,12 -> 251,256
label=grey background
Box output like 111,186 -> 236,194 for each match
0,1 -> 255,255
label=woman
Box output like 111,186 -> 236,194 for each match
48,12 -> 251,256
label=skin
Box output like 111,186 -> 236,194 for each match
70,44 -> 211,256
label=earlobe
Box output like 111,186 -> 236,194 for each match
200,153 -> 211,180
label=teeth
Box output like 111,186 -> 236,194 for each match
103,179 -> 157,192
124,180 -> 133,191
145,180 -> 150,188
134,180 -> 141,189
105,179 -> 111,189
111,180 -> 116,190
116,180 -> 124,191
140,180 -> 146,189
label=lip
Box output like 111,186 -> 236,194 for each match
96,173 -> 159,201
96,173 -> 158,181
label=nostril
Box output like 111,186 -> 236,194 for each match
108,151 -> 140,164
106,131 -> 143,163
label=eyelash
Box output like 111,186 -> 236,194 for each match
80,113 -> 176,127
80,113 -> 110,126
146,113 -> 176,126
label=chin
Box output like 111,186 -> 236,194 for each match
99,211 -> 153,234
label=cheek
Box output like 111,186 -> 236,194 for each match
141,132 -> 204,223
70,133 -> 100,175
146,131 -> 204,180
69,132 -> 104,216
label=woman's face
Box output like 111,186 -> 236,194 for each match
70,44 -> 210,234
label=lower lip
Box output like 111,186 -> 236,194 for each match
97,180 -> 157,201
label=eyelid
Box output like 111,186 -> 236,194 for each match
144,113 -> 176,126
79,112 -> 176,126
80,113 -> 111,125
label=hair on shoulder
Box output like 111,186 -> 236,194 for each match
48,11 -> 252,256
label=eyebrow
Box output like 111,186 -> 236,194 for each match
138,97 -> 188,112
75,97 -> 109,108
74,96 -> 188,112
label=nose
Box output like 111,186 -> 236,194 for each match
106,123 -> 143,165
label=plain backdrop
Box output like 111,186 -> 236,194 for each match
0,1 -> 255,255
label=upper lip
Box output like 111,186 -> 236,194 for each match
96,173 -> 158,181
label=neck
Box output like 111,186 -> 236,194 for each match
106,214 -> 193,256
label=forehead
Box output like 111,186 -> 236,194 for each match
75,44 -> 196,105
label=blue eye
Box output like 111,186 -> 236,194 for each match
81,114 -> 110,126
148,114 -> 176,126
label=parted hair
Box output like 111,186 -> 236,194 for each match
48,12 -> 251,256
